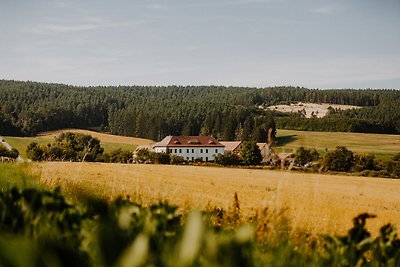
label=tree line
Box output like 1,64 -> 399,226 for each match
1,80 -> 399,140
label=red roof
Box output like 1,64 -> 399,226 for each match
153,136 -> 224,147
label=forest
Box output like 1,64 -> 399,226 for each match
0,80 -> 399,141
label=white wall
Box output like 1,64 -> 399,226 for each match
155,146 -> 224,161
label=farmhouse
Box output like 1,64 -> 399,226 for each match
219,141 -> 242,155
153,136 -> 224,162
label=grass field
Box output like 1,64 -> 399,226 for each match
275,129 -> 400,160
4,129 -> 153,159
37,162 -> 400,237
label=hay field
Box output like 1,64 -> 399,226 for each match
275,129 -> 400,160
38,162 -> 400,237
4,129 -> 153,158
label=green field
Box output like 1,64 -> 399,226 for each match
275,129 -> 400,160
4,133 -> 141,159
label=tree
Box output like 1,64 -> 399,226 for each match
295,147 -> 319,166
26,142 -> 44,161
240,141 -> 262,165
324,146 -> 355,172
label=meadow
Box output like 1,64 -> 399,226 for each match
275,129 -> 400,160
3,129 -> 153,159
37,161 -> 400,237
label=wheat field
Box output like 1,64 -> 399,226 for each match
37,162 -> 400,237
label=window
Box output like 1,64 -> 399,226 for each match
174,149 -> 177,153
206,157 -> 208,162
200,149 -> 203,153
179,149 -> 182,153
187,149 -> 189,153
215,149 -> 218,153
192,149 -> 194,153
206,149 -> 208,153
192,157 -> 194,161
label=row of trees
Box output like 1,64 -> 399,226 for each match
1,80 -> 400,141
26,132 -> 132,163
294,146 -> 400,178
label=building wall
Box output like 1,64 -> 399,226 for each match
154,146 -> 224,161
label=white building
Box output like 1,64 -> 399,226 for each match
153,136 -> 224,162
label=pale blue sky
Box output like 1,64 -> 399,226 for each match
1,0 -> 399,88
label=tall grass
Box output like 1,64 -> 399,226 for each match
0,163 -> 41,191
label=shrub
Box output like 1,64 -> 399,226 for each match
170,154 -> 185,165
324,146 -> 355,172
26,142 -> 45,161
150,152 -> 170,164
294,146 -> 319,166
215,151 -> 241,166
354,154 -> 376,172
0,145 -> 19,159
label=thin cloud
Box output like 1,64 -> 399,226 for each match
310,5 -> 338,15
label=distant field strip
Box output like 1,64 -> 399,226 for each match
4,129 -> 154,158
275,129 -> 400,160
39,162 -> 400,237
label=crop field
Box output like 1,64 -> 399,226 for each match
4,129 -> 153,158
275,129 -> 400,160
38,161 -> 400,237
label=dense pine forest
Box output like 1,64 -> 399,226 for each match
0,80 -> 399,141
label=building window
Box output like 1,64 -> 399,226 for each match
174,149 -> 177,153
192,157 -> 194,161
187,149 -> 189,153
206,149 -> 208,153
215,149 -> 218,153
192,149 -> 194,153
206,157 -> 208,162
200,149 -> 203,153
179,149 -> 182,153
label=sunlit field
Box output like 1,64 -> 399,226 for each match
4,129 -> 153,158
275,129 -> 400,160
38,161 -> 400,237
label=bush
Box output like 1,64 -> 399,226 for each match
215,152 -> 241,166
294,147 -> 319,166
324,146 -> 355,172
170,154 -> 185,165
354,154 -> 376,172
150,152 -> 170,164
0,145 -> 19,159
26,142 -> 45,161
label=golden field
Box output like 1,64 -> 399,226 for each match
37,162 -> 400,237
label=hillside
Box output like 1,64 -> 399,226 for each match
274,129 -> 400,160
4,129 -> 153,158
1,80 -> 400,142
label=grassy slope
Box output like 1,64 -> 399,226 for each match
275,129 -> 400,160
39,161 -> 400,237
4,129 -> 154,158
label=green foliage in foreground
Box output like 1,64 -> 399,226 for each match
0,184 -> 399,266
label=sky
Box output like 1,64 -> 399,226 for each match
0,0 -> 399,89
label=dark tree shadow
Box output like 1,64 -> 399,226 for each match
275,135 -> 297,146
